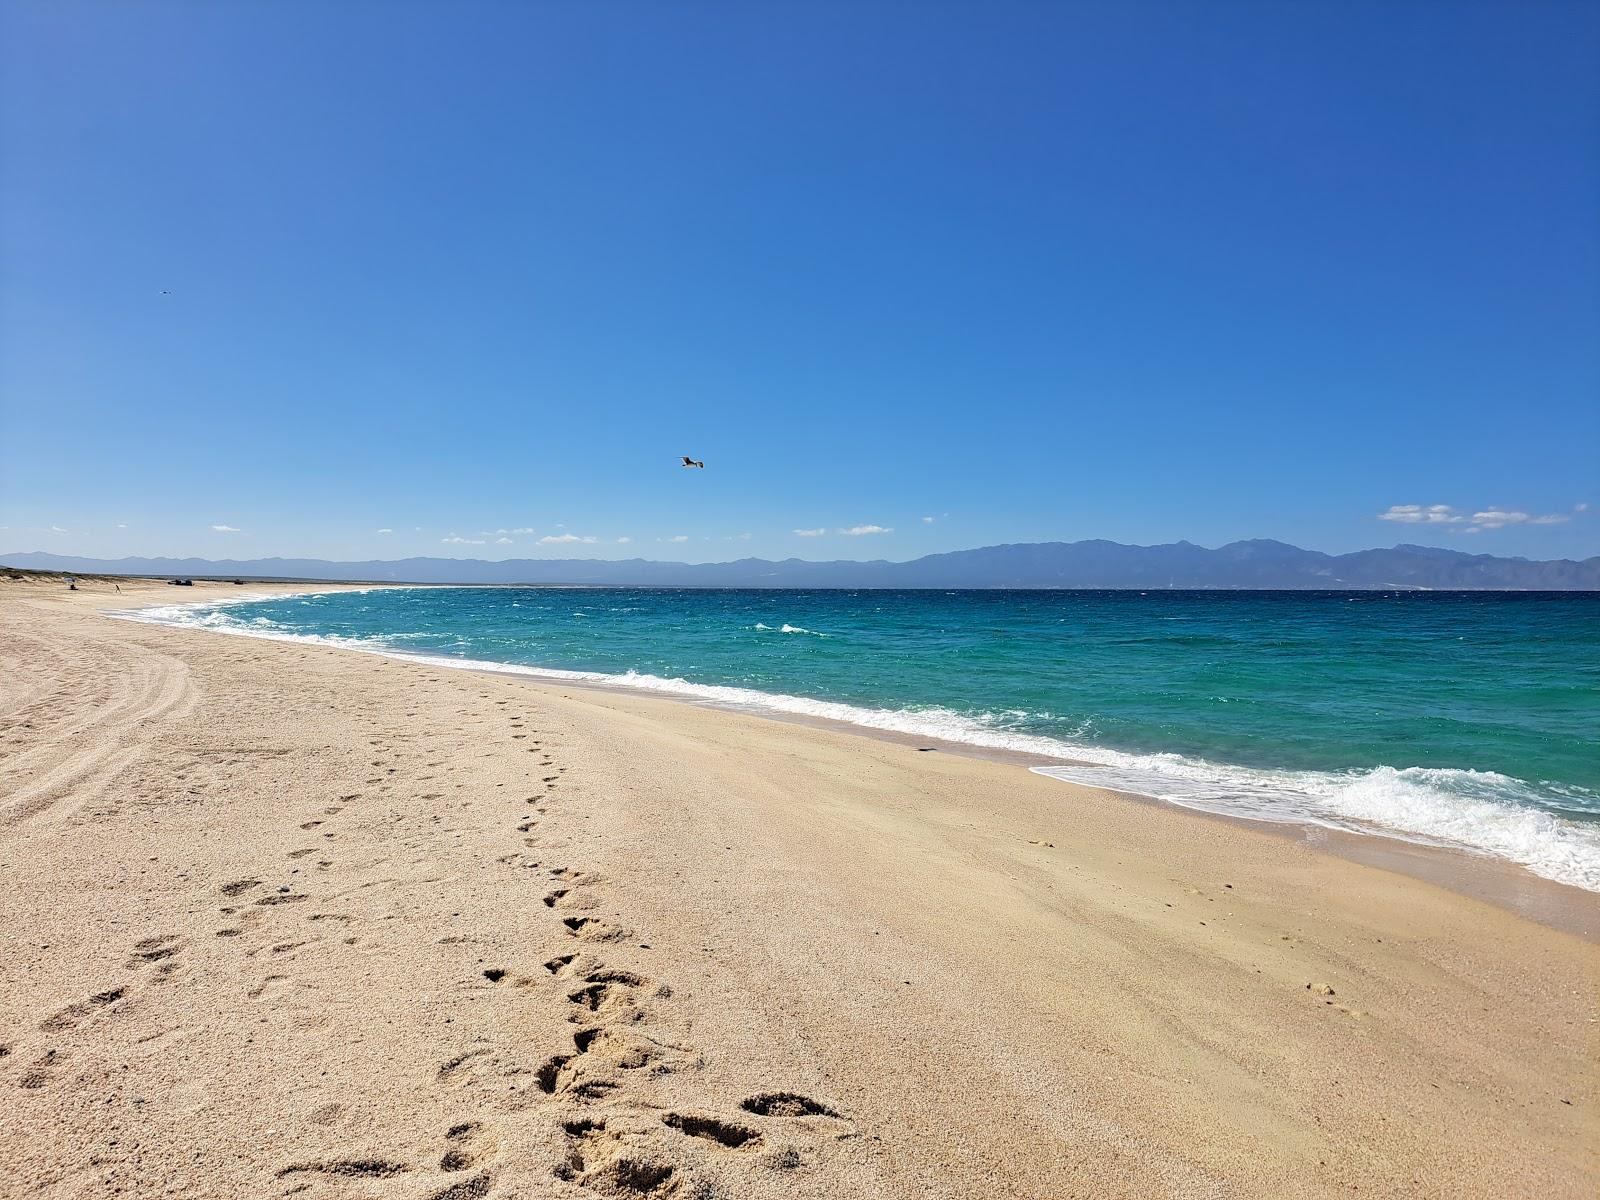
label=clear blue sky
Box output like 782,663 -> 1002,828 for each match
2,0 -> 1595,563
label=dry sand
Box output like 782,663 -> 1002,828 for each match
1,577 -> 1596,1199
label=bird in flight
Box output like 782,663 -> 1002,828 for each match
680,456 -> 705,469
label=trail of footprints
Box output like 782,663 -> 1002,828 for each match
18,902 -> 203,1087
9,690 -> 849,1197
261,703 -> 847,1195
18,927 -> 193,1090
480,863 -> 850,1195
20,845 -> 342,1095
455,704 -> 852,1194
276,1119 -> 496,1199
418,858 -> 852,1195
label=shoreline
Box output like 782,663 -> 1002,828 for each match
472,662 -> 1600,940
3,576 -> 1596,1197
103,580 -> 1600,938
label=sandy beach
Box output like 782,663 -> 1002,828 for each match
1,577 -> 1596,1200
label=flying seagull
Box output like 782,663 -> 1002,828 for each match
680,456 -> 704,469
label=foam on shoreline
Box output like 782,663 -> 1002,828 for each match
109,593 -> 1600,893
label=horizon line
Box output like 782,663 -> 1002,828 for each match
6,534 -> 1599,568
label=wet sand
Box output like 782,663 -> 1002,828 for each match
2,577 -> 1596,1198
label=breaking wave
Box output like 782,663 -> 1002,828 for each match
110,593 -> 1600,893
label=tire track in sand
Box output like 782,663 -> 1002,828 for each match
0,610 -> 197,825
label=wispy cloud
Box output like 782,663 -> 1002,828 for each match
376,528 -> 393,534
538,533 -> 598,545
211,524 -> 241,533
441,534 -> 485,545
921,515 -> 936,524
616,536 -> 632,544
50,525 -> 69,534
666,535 -> 689,543
494,536 -> 513,544
1378,504 -> 1463,525
839,524 -> 892,536
1472,509 -> 1569,530
1379,503 -> 1577,533
793,528 -> 826,537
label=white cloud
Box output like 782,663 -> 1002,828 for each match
494,536 -> 514,544
1378,504 -> 1463,525
667,535 -> 689,543
1576,502 -> 1590,513
921,515 -> 936,524
1471,510 -> 1530,529
511,527 -> 536,534
376,528 -> 393,534
538,533 -> 598,545
616,536 -> 632,544
211,524 -> 241,533
1475,509 -> 1573,529
839,524 -> 892,536
1380,503 -> 1575,532
115,523 -> 128,529
50,525 -> 69,534
1470,509 -> 1571,530
441,535 -> 485,545
793,528 -> 826,537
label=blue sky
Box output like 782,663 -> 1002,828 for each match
2,0 -> 1596,563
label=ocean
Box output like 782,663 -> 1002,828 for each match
117,587 -> 1600,892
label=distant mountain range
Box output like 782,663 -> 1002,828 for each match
6,539 -> 1599,590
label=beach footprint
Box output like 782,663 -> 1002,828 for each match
663,1112 -> 764,1150
741,1092 -> 842,1119
562,916 -> 631,944
126,933 -> 186,969
553,1115 -> 679,1195
39,985 -> 128,1033
440,1123 -> 486,1170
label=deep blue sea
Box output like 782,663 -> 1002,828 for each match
118,587 -> 1600,891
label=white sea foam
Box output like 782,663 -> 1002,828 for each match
111,596 -> 1600,893
1030,762 -> 1600,892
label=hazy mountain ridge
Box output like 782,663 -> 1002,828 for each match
7,539 -> 1598,589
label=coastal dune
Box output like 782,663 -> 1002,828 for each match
1,579 -> 1595,1198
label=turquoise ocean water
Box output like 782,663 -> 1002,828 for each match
118,588 -> 1600,891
